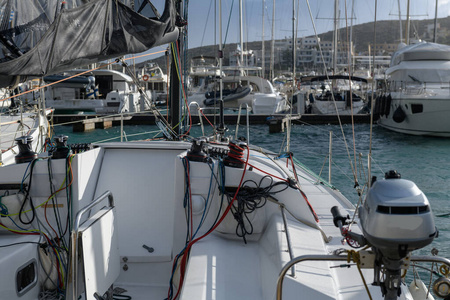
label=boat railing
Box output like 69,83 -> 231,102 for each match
388,80 -> 450,96
279,204 -> 296,277
188,101 -> 205,136
69,190 -> 115,300
235,103 -> 250,143
276,254 -> 450,300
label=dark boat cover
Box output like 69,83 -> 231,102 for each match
0,0 -> 178,88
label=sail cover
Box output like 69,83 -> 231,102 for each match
0,0 -> 179,88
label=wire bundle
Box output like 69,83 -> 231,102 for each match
224,176 -> 291,243
0,155 -> 75,297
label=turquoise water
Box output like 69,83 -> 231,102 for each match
53,121 -> 449,263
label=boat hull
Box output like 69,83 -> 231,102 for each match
378,94 -> 450,137
310,99 -> 364,115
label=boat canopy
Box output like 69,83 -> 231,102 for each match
390,42 -> 450,67
0,0 -> 179,88
301,75 -> 368,83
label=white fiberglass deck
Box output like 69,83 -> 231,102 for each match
88,142 -> 392,300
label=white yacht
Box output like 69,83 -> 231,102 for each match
42,69 -> 149,114
188,56 -> 222,95
140,62 -> 169,106
189,71 -> 289,115
378,42 -> 450,136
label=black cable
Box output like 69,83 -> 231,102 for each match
19,159 -> 38,225
182,157 -> 191,244
63,155 -> 73,236
0,241 -> 42,248
204,160 -> 226,234
113,294 -> 132,300
47,158 -> 65,246
224,175 -> 292,243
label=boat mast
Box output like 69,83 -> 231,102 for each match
292,0 -> 296,88
262,0 -> 265,77
433,0 -> 438,42
270,0 -> 275,80
350,0 -> 354,72
397,0 -> 403,43
169,1 -> 182,136
333,0 -> 339,74
239,0 -> 244,76
218,0 -> 225,135
405,0 -> 410,44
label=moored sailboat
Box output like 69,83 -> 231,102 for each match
42,69 -> 150,114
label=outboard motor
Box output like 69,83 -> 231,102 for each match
359,170 -> 438,299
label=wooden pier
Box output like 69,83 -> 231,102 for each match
53,113 -> 373,132
69,115 -> 132,132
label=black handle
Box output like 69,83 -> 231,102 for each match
331,206 -> 348,228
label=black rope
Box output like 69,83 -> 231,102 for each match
224,175 -> 292,243
19,159 -> 38,225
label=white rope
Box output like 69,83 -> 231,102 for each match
368,0 -> 379,190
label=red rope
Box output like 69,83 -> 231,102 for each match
200,109 -> 216,131
171,145 -> 251,300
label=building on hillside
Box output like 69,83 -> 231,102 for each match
248,36 -> 393,75
366,43 -> 399,56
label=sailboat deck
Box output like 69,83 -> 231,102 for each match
111,160 -> 383,300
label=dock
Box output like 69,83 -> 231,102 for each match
52,113 -> 373,132
62,115 -> 133,132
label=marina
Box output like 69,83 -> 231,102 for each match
0,0 -> 449,300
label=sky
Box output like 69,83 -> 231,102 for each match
143,0 -> 450,62
186,0 -> 450,49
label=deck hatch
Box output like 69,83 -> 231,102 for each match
16,259 -> 37,296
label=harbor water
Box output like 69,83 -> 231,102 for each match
53,121 -> 449,262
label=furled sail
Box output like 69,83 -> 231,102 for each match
0,0 -> 179,88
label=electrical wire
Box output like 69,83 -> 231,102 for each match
168,157 -> 219,299
169,144 -> 251,300
224,175 -> 291,243
19,158 -> 39,225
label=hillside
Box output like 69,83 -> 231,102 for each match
147,16 -> 450,73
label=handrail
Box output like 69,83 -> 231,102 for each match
387,80 -> 450,96
188,101 -> 204,136
276,254 -> 450,300
235,103 -> 250,143
280,204 -> 295,277
69,190 -> 115,300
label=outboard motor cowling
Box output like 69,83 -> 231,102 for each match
359,170 -> 437,260
359,170 -> 438,299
